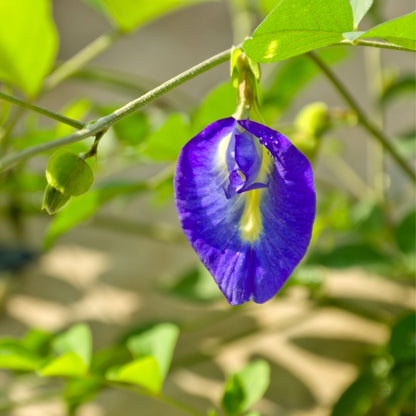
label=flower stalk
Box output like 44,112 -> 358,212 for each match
232,49 -> 260,120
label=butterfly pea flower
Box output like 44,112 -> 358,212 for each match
174,117 -> 315,305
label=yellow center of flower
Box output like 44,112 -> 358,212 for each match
239,148 -> 273,243
239,188 -> 263,242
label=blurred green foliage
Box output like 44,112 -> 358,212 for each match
0,0 -> 58,97
0,0 -> 414,415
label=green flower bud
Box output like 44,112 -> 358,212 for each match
295,102 -> 329,138
46,151 -> 94,197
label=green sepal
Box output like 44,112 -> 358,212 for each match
221,360 -> 270,416
231,48 -> 261,89
42,184 -> 71,215
230,47 -> 243,88
232,52 -> 261,120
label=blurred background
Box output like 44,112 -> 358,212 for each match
0,0 -> 415,415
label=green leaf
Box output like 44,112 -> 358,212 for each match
43,180 -> 147,249
39,325 -> 92,377
113,111 -> 149,146
53,324 -> 92,368
100,0 -> 210,33
330,373 -> 376,416
243,0 -> 353,62
287,265 -> 324,292
313,191 -> 352,239
351,200 -> 386,237
349,0 -> 373,27
308,243 -> 389,270
90,346 -> 131,375
387,365 -> 416,414
46,151 -> 94,197
127,323 -> 179,380
0,339 -> 41,371
381,74 -> 416,106
39,352 -> 88,377
389,313 -> 416,363
12,128 -> 57,151
191,81 -> 236,133
140,113 -> 190,161
3,172 -> 47,193
106,356 -> 162,393
360,11 -> 416,50
221,360 -> 270,416
22,329 -> 54,356
395,209 -> 416,254
161,266 -> 222,303
0,0 -> 58,97
150,174 -> 175,206
395,129 -> 416,159
55,99 -> 91,139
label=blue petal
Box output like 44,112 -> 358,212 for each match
174,117 -> 315,305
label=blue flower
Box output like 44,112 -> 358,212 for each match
174,117 -> 315,305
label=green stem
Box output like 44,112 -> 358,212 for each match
0,46 -> 234,172
0,91 -> 85,129
44,30 -> 123,91
324,154 -> 376,199
72,66 -> 197,109
354,39 -> 416,52
308,51 -> 416,183
365,47 -> 385,200
0,107 -> 25,153
81,130 -> 106,159
227,0 -> 253,44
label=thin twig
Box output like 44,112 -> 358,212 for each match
0,91 -> 84,129
0,107 -> 25,153
72,66 -> 197,109
0,47 -> 234,172
354,38 -> 416,52
44,30 -> 123,91
308,51 -> 416,183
